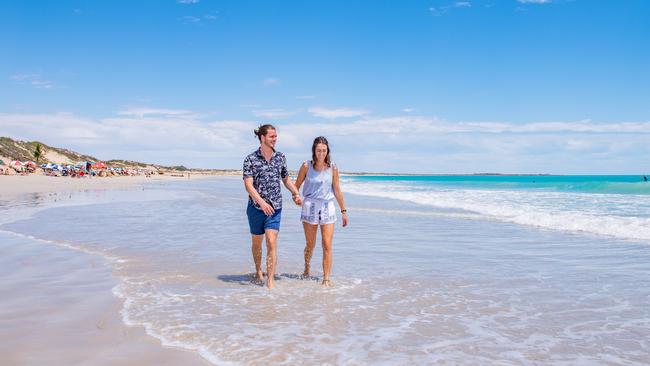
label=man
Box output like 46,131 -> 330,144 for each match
243,124 -> 301,289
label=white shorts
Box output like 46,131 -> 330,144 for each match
301,198 -> 337,225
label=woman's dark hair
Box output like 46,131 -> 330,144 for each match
311,136 -> 331,167
254,124 -> 276,141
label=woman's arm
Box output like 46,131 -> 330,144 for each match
282,175 -> 302,205
332,165 -> 348,227
294,162 -> 308,192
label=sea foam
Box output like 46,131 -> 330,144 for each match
344,181 -> 650,242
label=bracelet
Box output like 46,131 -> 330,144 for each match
341,209 -> 347,213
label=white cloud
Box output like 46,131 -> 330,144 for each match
308,107 -> 370,119
295,95 -> 315,100
251,109 -> 299,119
177,0 -> 200,4
403,108 -> 415,113
277,117 -> 650,173
517,0 -> 551,3
0,112 -> 257,168
286,116 -> 650,138
11,73 -> 55,90
263,78 -> 281,87
429,6 -> 449,16
182,15 -> 201,24
2,111 -> 649,173
181,12 -> 217,25
429,2 -> 471,16
117,107 -> 197,118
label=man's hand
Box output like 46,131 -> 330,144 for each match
258,200 -> 275,216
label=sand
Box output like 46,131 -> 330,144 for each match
0,174 -> 200,200
0,174 -> 213,365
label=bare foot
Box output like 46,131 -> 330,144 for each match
266,279 -> 275,289
301,271 -> 310,279
255,271 -> 264,282
322,279 -> 332,287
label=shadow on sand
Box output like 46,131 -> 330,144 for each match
217,273 -> 320,286
216,274 -> 263,286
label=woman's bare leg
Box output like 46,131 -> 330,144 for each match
320,223 -> 334,286
302,222 -> 318,277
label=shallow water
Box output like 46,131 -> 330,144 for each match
2,176 -> 649,365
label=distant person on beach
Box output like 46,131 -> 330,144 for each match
243,124 -> 302,289
644,175 -> 648,182
294,136 -> 348,287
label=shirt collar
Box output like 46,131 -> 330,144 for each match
255,147 -> 276,159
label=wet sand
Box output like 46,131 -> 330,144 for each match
0,175 -> 213,366
0,174 -> 208,200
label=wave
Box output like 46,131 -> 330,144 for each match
344,175 -> 650,195
344,182 -> 650,242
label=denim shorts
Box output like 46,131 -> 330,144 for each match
247,201 -> 282,235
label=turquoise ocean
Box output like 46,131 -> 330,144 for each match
1,175 -> 649,365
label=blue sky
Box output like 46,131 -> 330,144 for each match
1,0 -> 649,173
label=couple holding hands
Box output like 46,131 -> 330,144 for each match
243,124 -> 348,289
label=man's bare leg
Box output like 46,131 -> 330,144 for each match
264,229 -> 279,289
302,222 -> 318,277
251,234 -> 264,282
320,223 -> 334,286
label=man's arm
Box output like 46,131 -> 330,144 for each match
244,176 -> 275,216
282,175 -> 302,205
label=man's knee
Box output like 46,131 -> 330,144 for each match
251,234 -> 264,246
265,234 -> 277,248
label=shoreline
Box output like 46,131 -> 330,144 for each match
2,175 -> 648,363
0,175 -> 214,365
0,173 -> 231,201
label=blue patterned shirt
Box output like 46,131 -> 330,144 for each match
243,148 -> 289,210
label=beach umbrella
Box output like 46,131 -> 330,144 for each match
10,161 -> 24,172
92,161 -> 107,169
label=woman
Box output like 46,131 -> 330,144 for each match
294,136 -> 348,286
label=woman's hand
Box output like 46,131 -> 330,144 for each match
292,194 -> 302,206
341,212 -> 348,227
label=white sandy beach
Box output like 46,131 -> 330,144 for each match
0,173 -> 220,200
2,174 -> 649,364
0,174 -> 213,366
